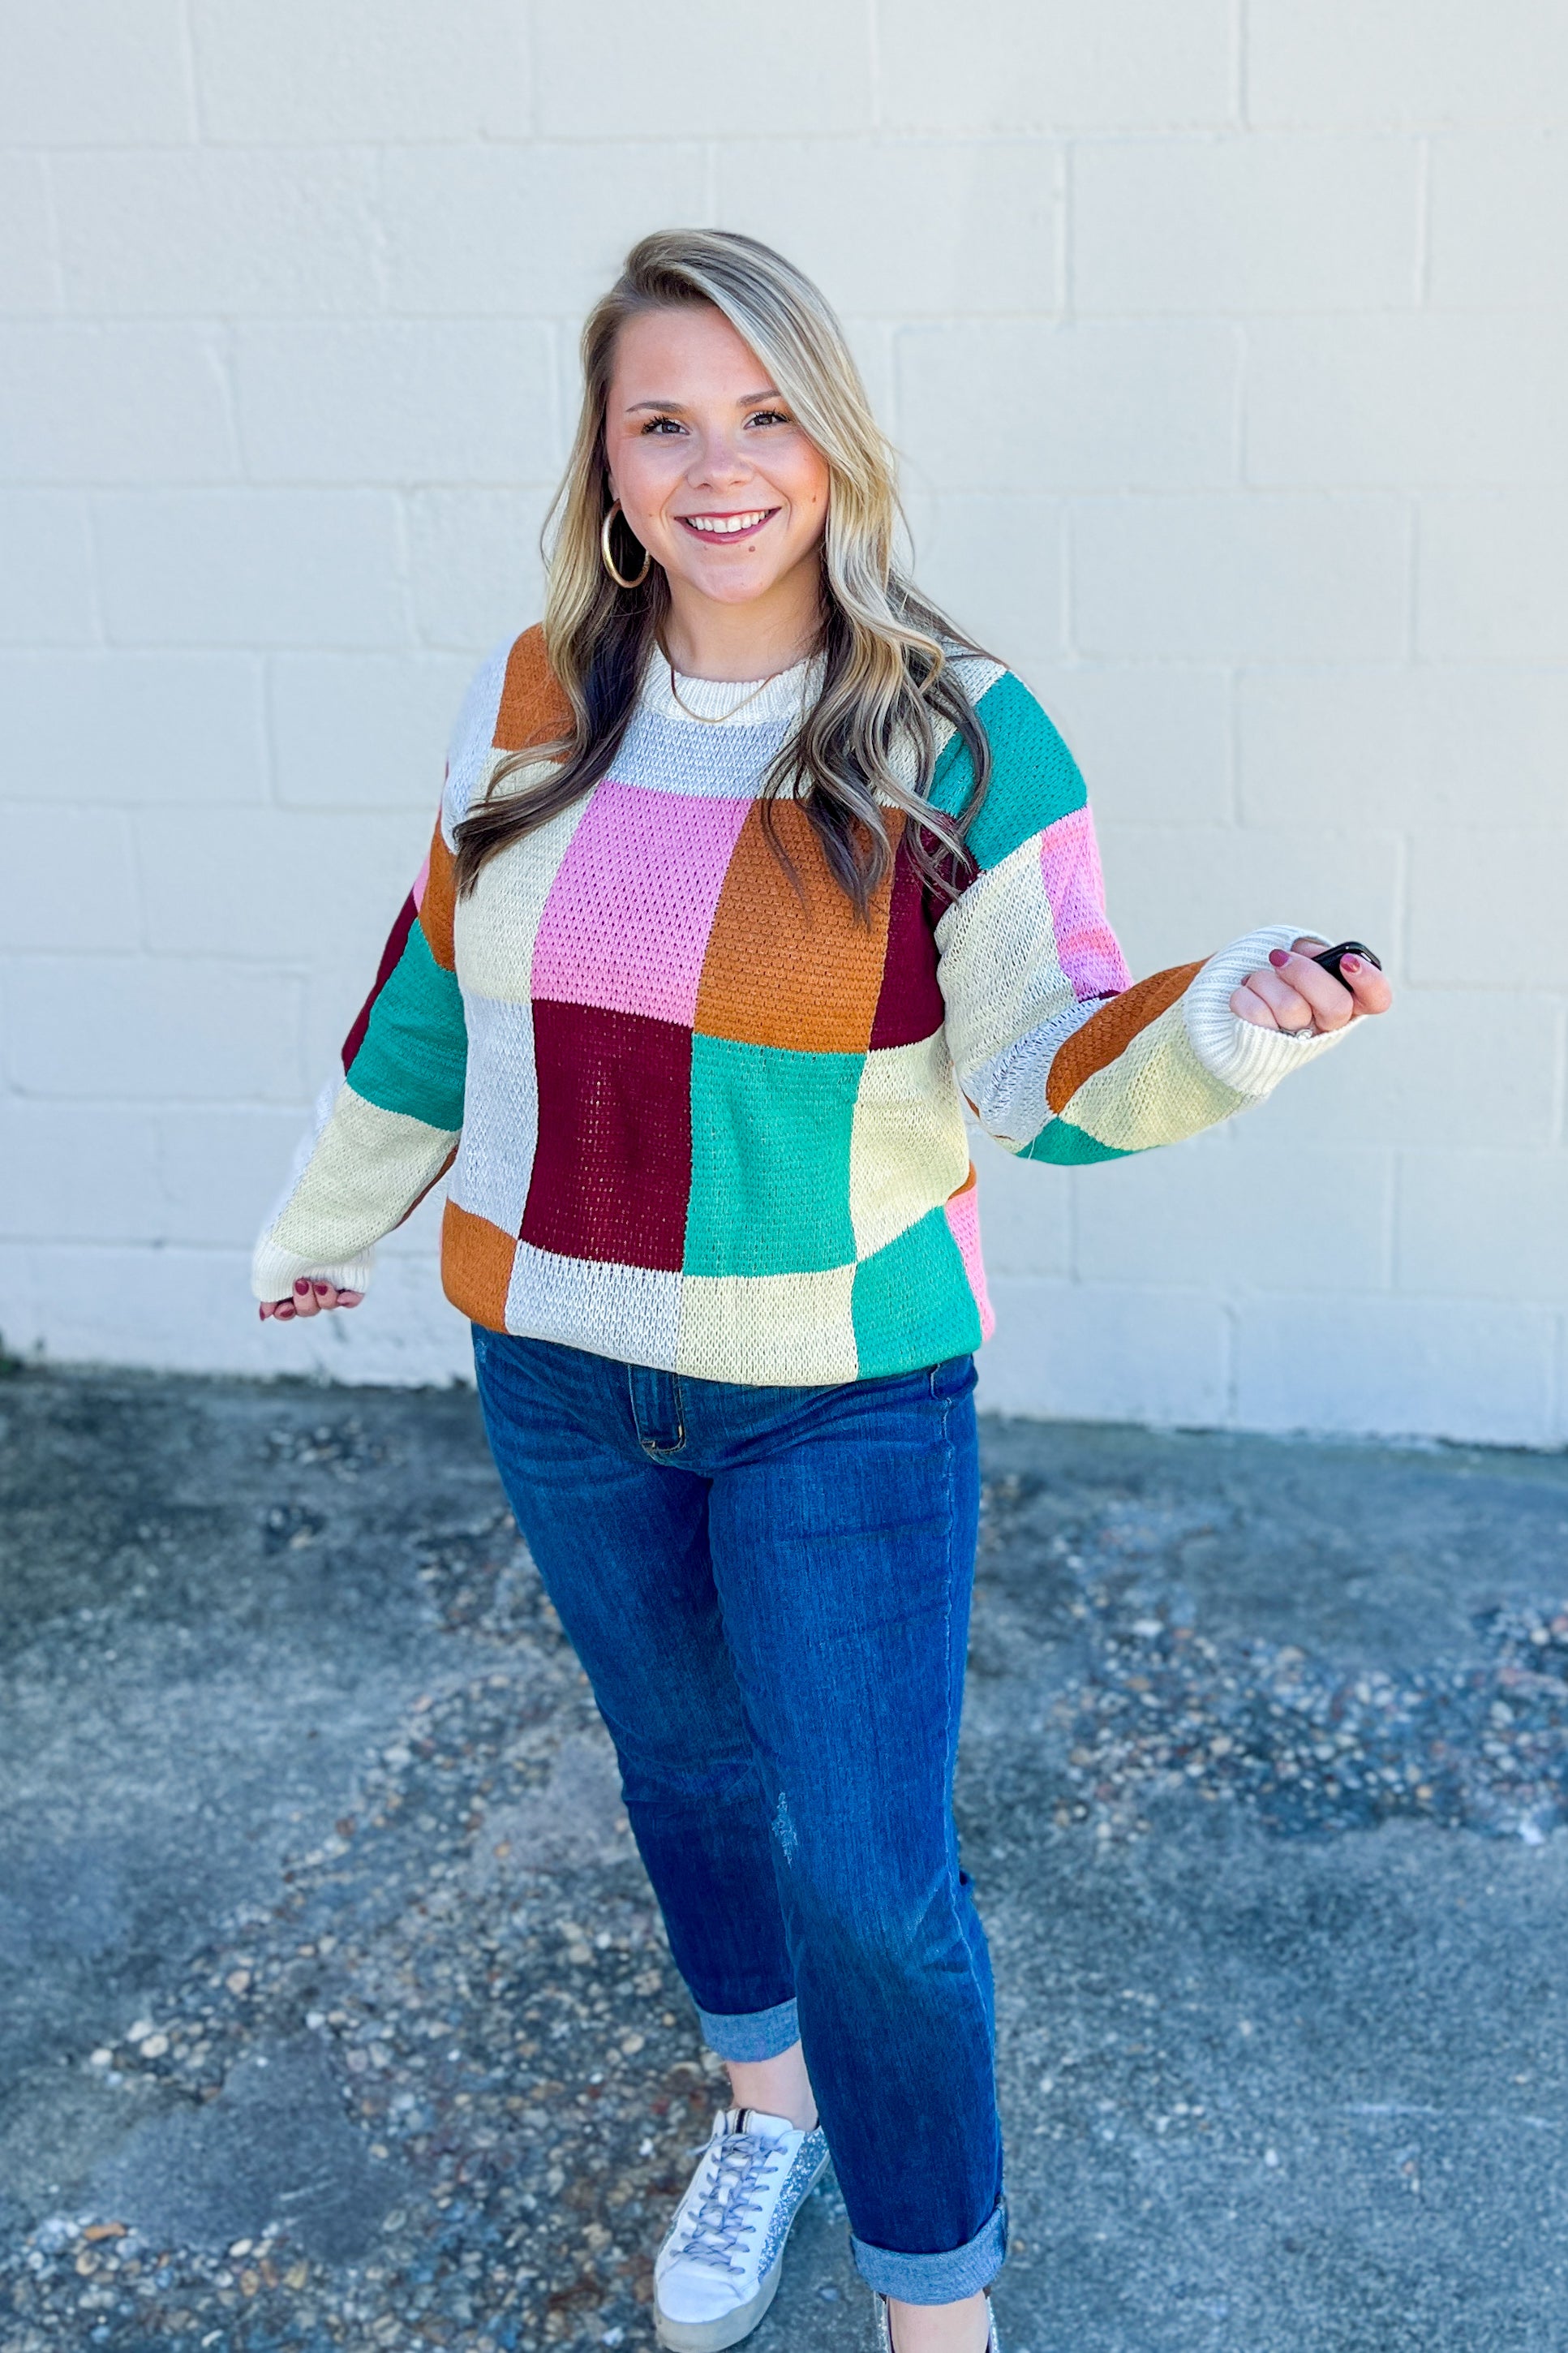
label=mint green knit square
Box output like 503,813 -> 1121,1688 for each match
930,670 -> 1089,873
346,921 -> 467,1133
850,1206 -> 982,1378
685,1035 -> 861,1276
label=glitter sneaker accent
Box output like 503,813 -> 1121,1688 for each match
654,2106 -> 829,2351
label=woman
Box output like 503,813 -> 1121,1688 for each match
256,230 -> 1391,2353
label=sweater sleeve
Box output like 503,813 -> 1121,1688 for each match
931,668 -> 1351,1166
250,813 -> 466,1301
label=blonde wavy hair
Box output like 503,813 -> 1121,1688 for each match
453,228 -> 992,912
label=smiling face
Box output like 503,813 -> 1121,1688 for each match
604,301 -> 831,646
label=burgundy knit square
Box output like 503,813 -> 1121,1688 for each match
869,840 -> 944,1048
520,1000 -> 693,1271
342,889 -> 417,1071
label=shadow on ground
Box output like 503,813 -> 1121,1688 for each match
2,1367 -> 1566,2351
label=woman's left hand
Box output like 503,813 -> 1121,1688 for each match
1231,937 -> 1394,1034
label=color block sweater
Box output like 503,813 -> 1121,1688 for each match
253,628 -> 1348,1385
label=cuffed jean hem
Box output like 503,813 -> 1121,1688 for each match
850,2195 -> 1007,2304
694,1996 -> 801,2063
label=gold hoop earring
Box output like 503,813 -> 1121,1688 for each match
600,501 -> 651,591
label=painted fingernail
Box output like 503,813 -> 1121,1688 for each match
1269,948 -> 1291,969
313,1280 -> 330,1294
1340,953 -> 1363,974
294,1278 -> 310,1294
277,1304 -> 294,1319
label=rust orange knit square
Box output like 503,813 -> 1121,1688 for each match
494,624 -> 571,754
440,1198 -> 517,1331
694,799 -> 893,1053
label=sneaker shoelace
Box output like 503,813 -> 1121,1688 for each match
670,2129 -> 784,2277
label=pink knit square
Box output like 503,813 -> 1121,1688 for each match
1039,806 -> 1131,1002
410,851 -> 431,910
531,780 -> 753,1024
944,1177 -> 995,1342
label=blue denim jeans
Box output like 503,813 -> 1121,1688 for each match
470,1329 -> 1005,2304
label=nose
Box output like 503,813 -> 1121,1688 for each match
687,424 -> 753,491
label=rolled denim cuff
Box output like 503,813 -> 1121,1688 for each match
694,1995 -> 801,2063
851,2193 -> 1007,2303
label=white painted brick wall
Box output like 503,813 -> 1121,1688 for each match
1072,137 -> 1423,313
534,2 -> 873,137
1244,2 -> 1568,128
878,0 -> 1237,132
268,654 -> 475,810
381,144 -> 711,317
187,0 -> 529,144
0,0 -> 197,147
1428,134 -> 1568,308
52,150 -> 386,318
1071,496 -> 1411,659
2,0 -> 1563,1444
0,650 -> 270,804
0,325 -> 237,481
899,321 -> 1242,491
0,156 -> 58,313
232,322 -> 557,484
1244,314 -> 1568,486
1418,494 -> 1568,661
0,495 -> 98,643
92,490 -> 410,646
715,140 -> 1061,319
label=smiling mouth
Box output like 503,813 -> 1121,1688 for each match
677,508 -> 779,541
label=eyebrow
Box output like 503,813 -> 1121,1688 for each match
624,389 -> 784,415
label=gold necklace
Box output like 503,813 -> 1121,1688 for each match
663,645 -> 805,726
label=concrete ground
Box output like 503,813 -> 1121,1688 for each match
2,1365 -> 1566,2353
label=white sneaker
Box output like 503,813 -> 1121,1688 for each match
876,2291 -> 1001,2353
654,2105 -> 830,2351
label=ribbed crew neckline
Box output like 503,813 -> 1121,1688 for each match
638,647 -> 823,727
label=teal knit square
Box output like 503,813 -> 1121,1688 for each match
685,1034 -> 861,1276
347,921 -> 467,1133
930,669 -> 1089,872
850,1205 -> 982,1378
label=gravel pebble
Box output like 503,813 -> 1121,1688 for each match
6,1403 -> 1565,2353
1051,1559 -> 1568,1843
0,1491 -> 756,2351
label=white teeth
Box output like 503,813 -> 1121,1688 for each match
685,510 -> 770,536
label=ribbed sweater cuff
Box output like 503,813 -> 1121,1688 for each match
251,1240 -> 377,1303
1184,924 -> 1352,1097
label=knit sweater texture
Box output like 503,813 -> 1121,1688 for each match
254,626 -> 1347,1384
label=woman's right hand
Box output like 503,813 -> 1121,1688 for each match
260,1279 -> 363,1323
